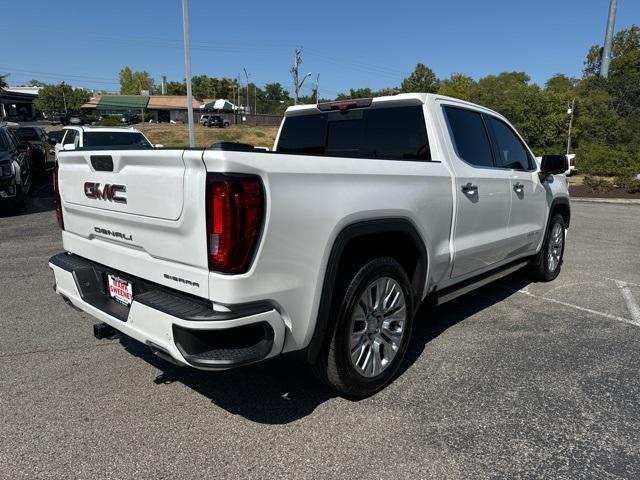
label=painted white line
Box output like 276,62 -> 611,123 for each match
499,282 -> 638,327
615,280 -> 640,325
518,289 -> 639,327
606,277 -> 640,288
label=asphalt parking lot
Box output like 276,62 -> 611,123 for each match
1,183 -> 639,479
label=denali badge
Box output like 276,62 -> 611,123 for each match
84,182 -> 127,204
94,227 -> 133,241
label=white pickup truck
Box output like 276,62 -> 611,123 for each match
49,93 -> 570,397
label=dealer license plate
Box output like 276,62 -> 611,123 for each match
107,274 -> 133,307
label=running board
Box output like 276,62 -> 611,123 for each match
434,260 -> 529,306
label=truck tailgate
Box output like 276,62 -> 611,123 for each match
57,149 -> 210,297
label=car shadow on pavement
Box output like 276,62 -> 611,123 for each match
0,177 -> 55,217
399,271 -> 532,378
120,271 -> 531,425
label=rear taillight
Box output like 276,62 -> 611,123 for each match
53,165 -> 64,229
570,157 -> 576,166
206,173 -> 264,274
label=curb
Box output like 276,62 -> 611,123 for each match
571,197 -> 640,205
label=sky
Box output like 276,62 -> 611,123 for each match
2,0 -> 639,98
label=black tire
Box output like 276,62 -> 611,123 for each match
529,213 -> 565,282
12,184 -> 28,213
313,257 -> 414,398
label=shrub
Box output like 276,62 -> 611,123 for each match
583,175 -> 614,192
614,176 -> 640,194
95,117 -> 123,126
577,143 -> 640,177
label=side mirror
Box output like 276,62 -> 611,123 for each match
155,144 -> 164,148
539,154 -> 568,181
63,144 -> 76,151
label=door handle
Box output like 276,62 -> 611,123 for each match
461,182 -> 478,195
513,182 -> 524,193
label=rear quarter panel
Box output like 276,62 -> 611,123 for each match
202,150 -> 453,352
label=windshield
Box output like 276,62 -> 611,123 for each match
83,132 -> 152,148
0,132 -> 9,150
15,128 -> 40,141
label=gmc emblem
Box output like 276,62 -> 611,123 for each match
84,182 -> 127,204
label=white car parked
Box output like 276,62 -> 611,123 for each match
53,126 -> 160,159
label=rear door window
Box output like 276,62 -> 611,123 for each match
276,105 -> 431,161
443,106 -> 494,168
487,116 -> 533,170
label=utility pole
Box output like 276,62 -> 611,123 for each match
61,81 -> 68,113
181,0 -> 195,147
314,74 -> 319,103
254,85 -> 257,116
237,75 -> 241,113
291,47 -> 301,104
243,68 -> 250,114
600,0 -> 618,78
566,98 -> 575,156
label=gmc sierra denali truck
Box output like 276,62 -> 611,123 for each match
49,93 -> 570,397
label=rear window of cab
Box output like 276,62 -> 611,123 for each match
276,105 -> 431,161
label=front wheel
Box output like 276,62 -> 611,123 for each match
529,214 -> 565,281
314,257 -> 414,398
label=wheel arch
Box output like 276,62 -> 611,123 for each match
551,196 -> 571,228
304,218 -> 428,364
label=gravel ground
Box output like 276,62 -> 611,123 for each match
1,182 -> 639,479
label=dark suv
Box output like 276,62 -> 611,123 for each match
0,125 -> 32,212
205,115 -> 229,128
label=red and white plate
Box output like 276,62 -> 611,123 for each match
107,274 -> 133,307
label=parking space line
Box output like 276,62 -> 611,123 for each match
495,281 -> 640,327
515,289 -> 640,327
615,280 -> 640,325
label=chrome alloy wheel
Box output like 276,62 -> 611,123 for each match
547,222 -> 564,273
349,277 -> 406,378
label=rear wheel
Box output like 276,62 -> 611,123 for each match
12,184 -> 27,213
313,257 -> 414,398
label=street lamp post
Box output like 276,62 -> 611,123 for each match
182,0 -> 195,148
296,72 -> 312,104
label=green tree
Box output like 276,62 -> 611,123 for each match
470,72 -> 544,148
583,24 -> 640,76
165,80 -> 186,95
261,82 -> 291,114
608,49 -> 640,117
34,83 -> 90,114
544,74 -> 577,94
438,73 -> 475,100
335,87 -> 375,100
400,63 -> 439,93
119,67 -> 155,95
0,73 -> 8,91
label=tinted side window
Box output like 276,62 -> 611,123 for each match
362,106 -> 430,160
443,107 -> 494,168
488,117 -> 531,170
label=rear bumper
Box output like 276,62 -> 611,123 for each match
49,252 -> 286,369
